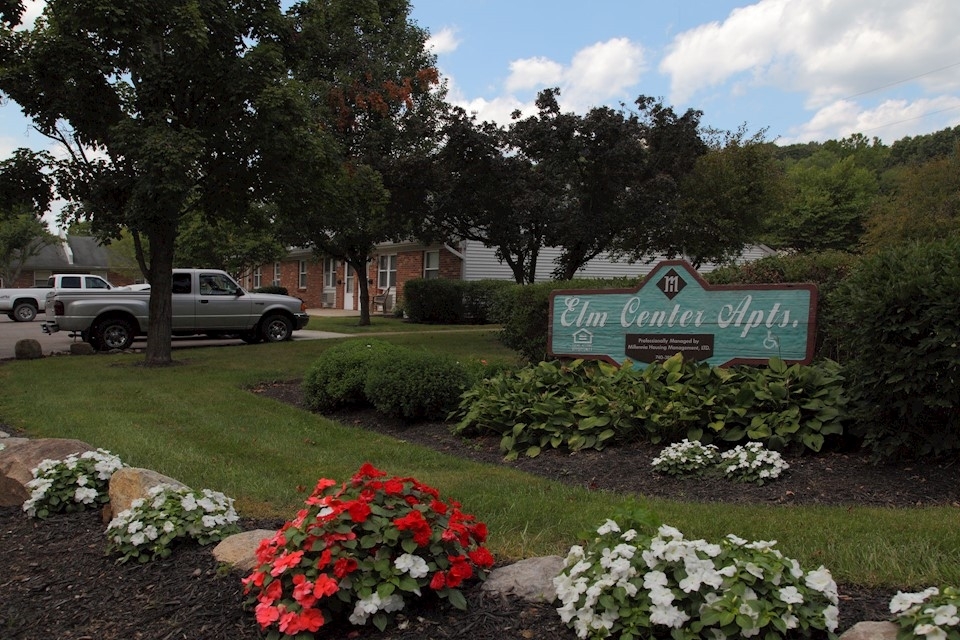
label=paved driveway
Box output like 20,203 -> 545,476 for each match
0,315 -> 348,360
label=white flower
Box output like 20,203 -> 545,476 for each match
778,586 -> 804,605
74,486 -> 98,504
180,493 -> 198,511
127,520 -> 144,534
915,623 -> 948,640
930,604 -> 959,627
395,553 -> 430,579
649,603 -> 690,628
596,519 -> 620,535
805,566 -> 838,604
824,605 -> 840,632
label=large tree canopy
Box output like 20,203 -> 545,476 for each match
0,148 -> 57,285
0,0 -> 302,364
276,0 -> 446,324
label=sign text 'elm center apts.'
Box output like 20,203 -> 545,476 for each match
548,260 -> 818,368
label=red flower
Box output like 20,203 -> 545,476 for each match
429,571 -> 446,590
270,549 -> 304,577
347,500 -> 371,522
429,499 -> 448,515
471,522 -> 488,543
316,548 -> 332,570
313,477 -> 338,494
260,579 -> 282,604
353,462 -> 386,481
298,607 -> 326,633
394,510 -> 433,546
241,570 -> 265,592
254,601 -> 280,628
292,574 -> 317,608
469,547 -> 495,568
404,495 -> 420,506
384,478 -> 405,494
333,557 -> 358,578
314,573 -> 340,597
447,555 -> 473,587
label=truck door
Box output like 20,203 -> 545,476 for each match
197,272 -> 253,330
171,272 -> 196,331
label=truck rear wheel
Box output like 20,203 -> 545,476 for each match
94,318 -> 135,350
12,302 -> 37,322
260,314 -> 293,343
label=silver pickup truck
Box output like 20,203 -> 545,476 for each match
42,269 -> 310,350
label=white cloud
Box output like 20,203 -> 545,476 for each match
661,0 -> 960,106
782,96 -> 960,143
425,26 -> 460,56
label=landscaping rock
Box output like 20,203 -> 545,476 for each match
213,529 -> 276,572
107,467 -> 189,518
481,555 -> 566,603
69,342 -> 96,356
838,621 -> 898,640
0,438 -> 94,506
14,339 -> 43,360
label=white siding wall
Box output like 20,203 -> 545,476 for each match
460,241 -> 775,282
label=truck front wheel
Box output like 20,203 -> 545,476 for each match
260,314 -> 293,343
12,302 -> 37,322
94,318 -> 135,350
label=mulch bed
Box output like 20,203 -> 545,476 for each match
2,380 -> 958,639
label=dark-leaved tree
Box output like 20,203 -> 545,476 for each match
0,0 -> 303,364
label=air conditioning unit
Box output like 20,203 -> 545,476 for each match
322,292 -> 336,308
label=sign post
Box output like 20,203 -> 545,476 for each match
548,260 -> 818,367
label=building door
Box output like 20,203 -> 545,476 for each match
344,265 -> 356,311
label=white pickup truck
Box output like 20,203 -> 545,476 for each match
42,269 -> 310,350
0,273 -> 114,322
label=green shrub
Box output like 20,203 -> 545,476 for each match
705,251 -> 859,361
831,239 -> 960,459
403,278 -> 465,323
364,350 -> 470,421
302,340 -> 400,412
253,285 -> 289,296
461,280 -> 514,324
453,355 -> 848,459
403,279 -> 514,325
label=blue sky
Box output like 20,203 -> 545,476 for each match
3,0 -> 960,165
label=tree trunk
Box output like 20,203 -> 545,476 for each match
143,223 -> 177,366
353,258 -> 371,326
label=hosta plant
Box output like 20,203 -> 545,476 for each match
890,586 -> 960,640
243,463 -> 495,637
106,484 -> 241,563
554,519 -> 840,640
22,449 -> 125,518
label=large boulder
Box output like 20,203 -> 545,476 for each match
0,438 -> 94,507
107,467 -> 189,518
839,621 -> 898,640
212,529 -> 277,572
481,555 -> 566,603
14,339 -> 43,360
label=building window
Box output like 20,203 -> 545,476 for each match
423,250 -> 440,279
33,270 -> 51,287
378,254 -> 397,289
298,260 -> 308,288
253,267 -> 262,289
273,262 -> 281,286
323,258 -> 336,288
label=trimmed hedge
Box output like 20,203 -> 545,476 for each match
301,340 -> 400,411
252,285 -> 289,296
831,239 -> 960,459
403,279 -> 514,324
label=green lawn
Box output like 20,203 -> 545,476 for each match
1,329 -> 957,589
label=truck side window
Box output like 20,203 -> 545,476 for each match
86,277 -> 110,289
60,276 -> 81,288
172,274 -> 192,294
200,274 -> 236,295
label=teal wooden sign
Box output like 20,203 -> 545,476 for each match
548,260 -> 818,367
